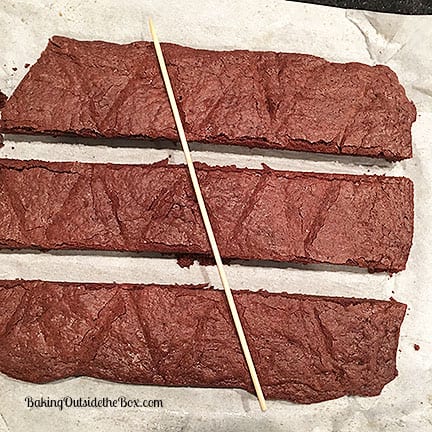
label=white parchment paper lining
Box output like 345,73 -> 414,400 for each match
0,1 -> 431,431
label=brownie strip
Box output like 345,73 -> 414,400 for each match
0,36 -> 416,161
0,280 -> 406,404
0,158 -> 413,272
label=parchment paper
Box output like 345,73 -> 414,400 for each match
0,1 -> 431,431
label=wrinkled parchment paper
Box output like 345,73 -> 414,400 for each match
0,1 -> 431,431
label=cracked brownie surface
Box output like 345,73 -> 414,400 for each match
0,36 -> 416,160
0,158 -> 413,272
0,280 -> 407,404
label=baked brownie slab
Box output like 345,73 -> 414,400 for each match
0,280 -> 407,404
0,158 -> 413,272
0,36 -> 416,160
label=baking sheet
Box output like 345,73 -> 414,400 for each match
0,0 -> 431,431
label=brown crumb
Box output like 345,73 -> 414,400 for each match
24,63 -> 30,68
414,344 -> 420,351
12,67 -> 17,71
177,256 -> 194,268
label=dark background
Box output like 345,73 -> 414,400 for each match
291,0 -> 432,14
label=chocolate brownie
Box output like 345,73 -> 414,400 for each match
0,36 -> 416,160
0,159 -> 413,272
0,280 -> 407,403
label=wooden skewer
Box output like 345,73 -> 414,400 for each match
148,18 -> 267,412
